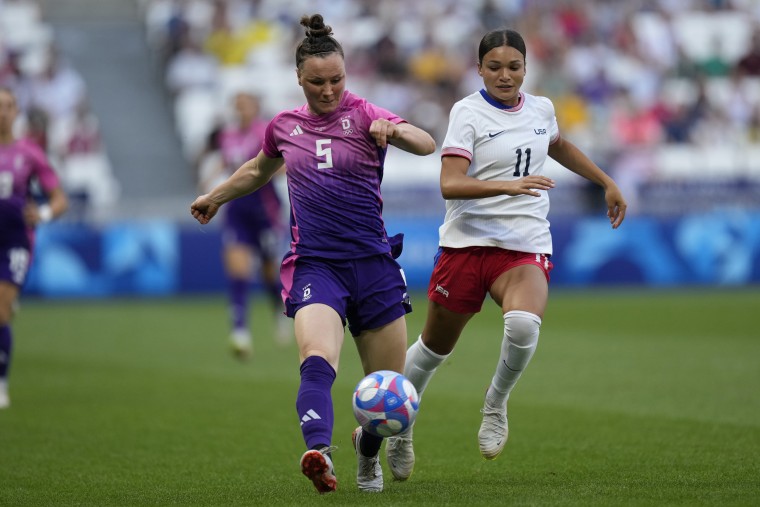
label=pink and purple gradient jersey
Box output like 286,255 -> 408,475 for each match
0,139 -> 60,248
220,119 -> 281,231
262,90 -> 404,259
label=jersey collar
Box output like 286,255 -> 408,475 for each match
479,89 -> 523,110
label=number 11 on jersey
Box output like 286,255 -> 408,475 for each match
513,147 -> 531,177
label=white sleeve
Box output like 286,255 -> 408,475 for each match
543,97 -> 560,144
441,102 -> 476,161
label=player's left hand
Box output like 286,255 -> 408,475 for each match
605,185 -> 627,229
369,119 -> 398,148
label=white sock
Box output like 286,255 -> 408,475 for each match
486,311 -> 541,407
404,335 -> 450,399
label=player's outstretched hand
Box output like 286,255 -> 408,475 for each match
503,175 -> 555,197
605,185 -> 627,229
190,194 -> 220,225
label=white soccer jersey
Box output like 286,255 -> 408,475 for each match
439,90 -> 560,254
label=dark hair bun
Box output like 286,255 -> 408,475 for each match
294,13 -> 344,68
300,14 -> 333,39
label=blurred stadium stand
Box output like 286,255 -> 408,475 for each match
3,0 -> 758,295
132,0 -> 760,219
2,0 -> 195,222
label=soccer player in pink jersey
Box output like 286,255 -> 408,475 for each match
385,29 -> 627,479
190,14 -> 435,493
202,91 -> 289,357
0,87 -> 68,409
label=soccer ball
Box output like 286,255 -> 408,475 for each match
352,370 -> 419,438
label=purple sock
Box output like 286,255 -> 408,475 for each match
229,278 -> 249,330
0,325 -> 11,379
296,356 -> 336,450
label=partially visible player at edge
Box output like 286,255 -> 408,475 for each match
190,14 -> 435,494
0,86 -> 68,409
385,28 -> 627,480
201,91 -> 290,358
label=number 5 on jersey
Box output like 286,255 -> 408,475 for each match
316,139 -> 333,169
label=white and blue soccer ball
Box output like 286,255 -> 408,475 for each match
352,370 -> 419,438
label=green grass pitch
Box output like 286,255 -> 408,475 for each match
1,289 -> 759,506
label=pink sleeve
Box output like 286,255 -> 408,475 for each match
27,144 -> 60,192
262,116 -> 282,158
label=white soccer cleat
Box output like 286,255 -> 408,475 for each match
352,427 -> 383,492
386,426 -> 415,480
0,381 -> 9,409
229,329 -> 252,359
300,447 -> 337,493
478,399 -> 508,460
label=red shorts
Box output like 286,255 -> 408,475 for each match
427,246 -> 553,314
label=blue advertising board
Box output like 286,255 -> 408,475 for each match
23,211 -> 760,297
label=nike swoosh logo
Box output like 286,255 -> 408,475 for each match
488,130 -> 506,138
503,360 -> 520,372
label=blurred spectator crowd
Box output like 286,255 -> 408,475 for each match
0,0 -> 119,220
140,0 -> 760,216
4,0 -> 759,220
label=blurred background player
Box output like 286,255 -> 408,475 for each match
385,28 -> 626,479
190,14 -> 435,494
0,86 -> 68,408
199,91 -> 290,358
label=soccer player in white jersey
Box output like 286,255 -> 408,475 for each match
190,14 -> 435,494
386,28 -> 627,479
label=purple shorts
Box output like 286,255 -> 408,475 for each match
280,253 -> 412,337
223,198 -> 282,261
222,221 -> 281,261
0,244 -> 31,287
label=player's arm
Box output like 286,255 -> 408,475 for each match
24,146 -> 68,226
440,155 -> 555,200
190,150 -> 284,225
369,119 -> 436,155
548,136 -> 627,228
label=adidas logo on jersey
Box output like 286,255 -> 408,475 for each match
290,125 -> 304,136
